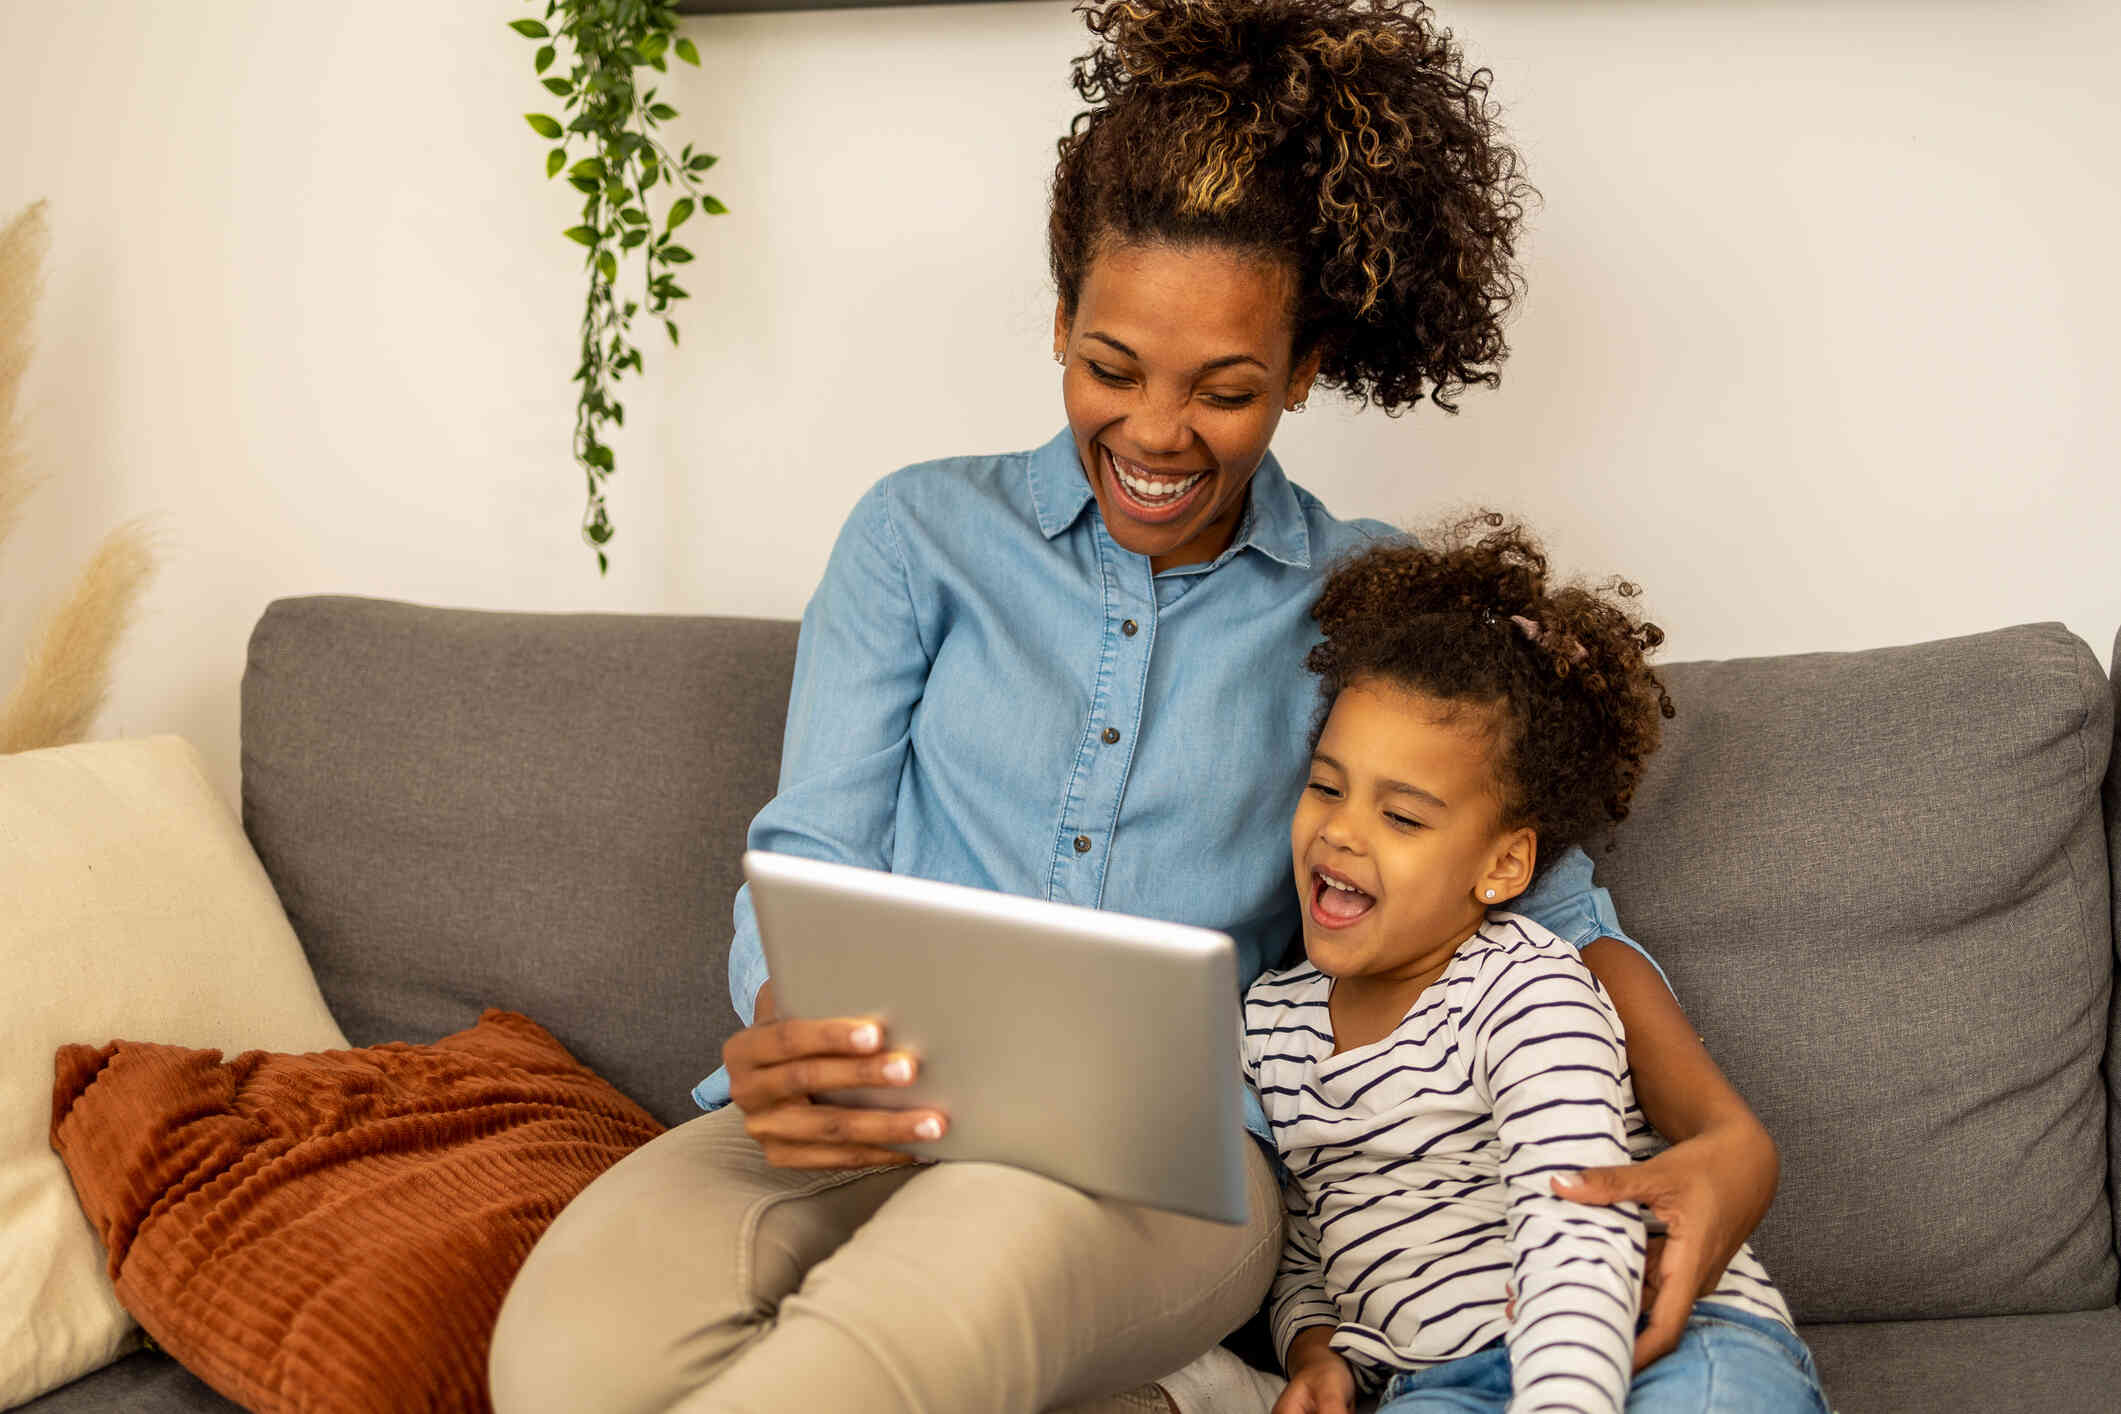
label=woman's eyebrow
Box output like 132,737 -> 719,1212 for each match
1081,330 -> 1267,375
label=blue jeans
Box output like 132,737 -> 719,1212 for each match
1374,1303 -> 1829,1414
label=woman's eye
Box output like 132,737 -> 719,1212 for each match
1086,361 -> 1130,386
1205,391 -> 1259,409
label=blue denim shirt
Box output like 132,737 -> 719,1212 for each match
692,430 -> 1650,1139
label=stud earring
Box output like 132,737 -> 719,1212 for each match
1483,889 -> 1497,900
1288,398 -> 1307,413
1054,351 -> 1065,365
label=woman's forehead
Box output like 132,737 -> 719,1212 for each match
1074,240 -> 1297,363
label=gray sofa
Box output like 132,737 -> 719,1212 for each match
26,598 -> 2121,1413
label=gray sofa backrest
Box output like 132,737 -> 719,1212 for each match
242,597 -> 794,1130
241,599 -> 2118,1326
1593,624 -> 2115,1322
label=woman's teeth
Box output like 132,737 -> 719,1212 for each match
1108,451 -> 1207,504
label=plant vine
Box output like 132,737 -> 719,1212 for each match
513,1 -> 724,573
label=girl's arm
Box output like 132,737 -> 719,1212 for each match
1570,938 -> 1781,1370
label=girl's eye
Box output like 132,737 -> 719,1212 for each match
1306,781 -> 1340,799
1386,813 -> 1423,830
1085,361 -> 1130,386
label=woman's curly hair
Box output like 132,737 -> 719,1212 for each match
1050,0 -> 1532,412
1307,513 -> 1676,863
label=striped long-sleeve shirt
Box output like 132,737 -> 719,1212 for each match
1243,914 -> 1792,1414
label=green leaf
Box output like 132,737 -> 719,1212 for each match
525,113 -> 564,139
665,282 -> 690,300
508,19 -> 549,38
662,245 -> 694,264
700,194 -> 728,215
563,224 -> 598,246
597,551 -> 609,575
686,153 -> 718,172
597,250 -> 618,283
623,301 -> 639,318
675,36 -> 700,65
542,77 -> 572,96
666,197 -> 694,230
589,444 -> 616,471
640,162 -> 660,191
648,103 -> 678,121
620,207 -> 650,226
665,319 -> 680,346
569,157 -> 606,180
535,44 -> 556,73
639,33 -> 669,62
611,402 -> 625,426
546,148 -> 566,178
617,45 -> 647,67
568,176 -> 600,195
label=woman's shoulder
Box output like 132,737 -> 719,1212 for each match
1282,477 -> 1409,571
857,437 -> 1066,539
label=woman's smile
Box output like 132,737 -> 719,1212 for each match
1100,444 -> 1214,525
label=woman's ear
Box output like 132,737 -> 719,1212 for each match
1052,299 -> 1071,362
1477,827 -> 1538,907
1286,342 -> 1323,409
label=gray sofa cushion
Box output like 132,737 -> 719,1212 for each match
241,597 -> 795,1129
15,1351 -> 234,1413
1597,623 -> 2116,1323
1802,1307 -> 2121,1413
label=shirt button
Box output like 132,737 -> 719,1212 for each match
1101,727 -> 1121,744
1073,834 -> 1092,854
1121,619 -> 1139,637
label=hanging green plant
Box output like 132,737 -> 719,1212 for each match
513,1 -> 725,574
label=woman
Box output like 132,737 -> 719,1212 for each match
490,4 -> 1780,1411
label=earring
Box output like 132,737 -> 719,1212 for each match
1054,351 -> 1066,365
1288,399 -> 1307,413
1483,889 -> 1497,900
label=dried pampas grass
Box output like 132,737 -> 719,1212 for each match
0,198 -> 47,552
0,198 -> 159,754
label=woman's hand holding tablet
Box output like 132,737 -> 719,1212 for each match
721,979 -> 950,1170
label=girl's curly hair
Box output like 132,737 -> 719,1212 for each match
1307,513 -> 1676,863
1050,0 -> 1532,413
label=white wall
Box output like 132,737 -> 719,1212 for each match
4,0 -> 2116,805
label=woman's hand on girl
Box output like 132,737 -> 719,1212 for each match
721,980 -> 949,1169
1550,1117 -> 1777,1370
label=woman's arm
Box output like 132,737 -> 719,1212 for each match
1569,938 -> 1780,1370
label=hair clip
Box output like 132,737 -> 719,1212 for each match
1510,614 -> 1589,664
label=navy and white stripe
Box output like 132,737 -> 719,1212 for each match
1243,914 -> 1793,1412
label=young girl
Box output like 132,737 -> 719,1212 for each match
1249,517 -> 1827,1414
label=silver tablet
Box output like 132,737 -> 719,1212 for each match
745,850 -> 1250,1225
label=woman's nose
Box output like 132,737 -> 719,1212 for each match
1127,395 -> 1191,457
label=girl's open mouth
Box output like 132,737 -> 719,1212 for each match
1102,445 -> 1212,524
1310,870 -> 1375,929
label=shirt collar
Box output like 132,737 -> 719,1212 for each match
1026,428 -> 1312,571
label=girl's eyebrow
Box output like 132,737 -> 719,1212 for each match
1311,751 -> 1450,811
1081,330 -> 1267,375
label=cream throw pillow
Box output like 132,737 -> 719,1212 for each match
0,736 -> 348,1408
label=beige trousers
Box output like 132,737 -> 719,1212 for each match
487,1105 -> 1282,1414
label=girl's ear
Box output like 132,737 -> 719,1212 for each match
1477,826 -> 1538,907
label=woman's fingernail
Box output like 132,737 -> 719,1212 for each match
914,1116 -> 943,1140
849,1024 -> 879,1051
883,1056 -> 913,1083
